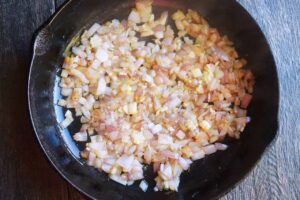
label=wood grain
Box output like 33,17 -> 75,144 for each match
0,0 -> 299,199
0,0 -> 84,199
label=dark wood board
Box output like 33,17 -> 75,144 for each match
0,0 -> 299,199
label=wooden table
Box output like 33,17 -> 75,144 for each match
0,0 -> 299,199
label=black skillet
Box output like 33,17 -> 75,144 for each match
28,0 -> 279,199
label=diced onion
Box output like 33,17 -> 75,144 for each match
87,23 -> 101,37
96,48 -> 109,63
73,132 -> 88,142
214,143 -> 228,151
139,180 -> 148,192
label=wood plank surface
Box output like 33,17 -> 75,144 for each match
0,0 -> 83,199
0,0 -> 299,199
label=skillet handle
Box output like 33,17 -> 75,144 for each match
32,27 -> 53,57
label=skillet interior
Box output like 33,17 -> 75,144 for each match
28,0 -> 279,199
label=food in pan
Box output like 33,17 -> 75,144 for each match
58,0 -> 254,192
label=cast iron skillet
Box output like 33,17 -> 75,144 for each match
28,0 -> 279,199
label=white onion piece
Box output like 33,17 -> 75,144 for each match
144,145 -> 152,164
214,143 -> 228,151
85,95 -> 95,110
73,132 -> 88,142
90,59 -> 101,69
159,163 -> 172,180
96,48 -> 109,63
175,130 -> 185,140
178,157 -> 191,170
246,116 -> 251,123
139,180 -> 148,192
61,88 -> 72,96
167,97 -> 181,108
202,144 -> 217,155
87,23 -> 101,37
117,155 -> 134,172
151,124 -> 162,134
158,134 -> 173,145
130,170 -> 144,180
191,150 -> 205,161
167,177 -> 180,191
108,131 -> 119,141
87,152 -> 96,165
211,47 -> 229,61
156,55 -> 171,68
70,69 -> 89,84
78,97 -> 87,105
143,74 -> 154,84
81,107 -> 91,119
96,76 -> 107,95
162,38 -> 172,46
128,9 -> 141,23
135,58 -> 144,68
160,151 -> 179,159
72,47 -> 86,58
60,110 -> 73,129
61,70 -> 68,77
102,163 -> 112,173
103,157 -> 116,165
57,99 -> 67,106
